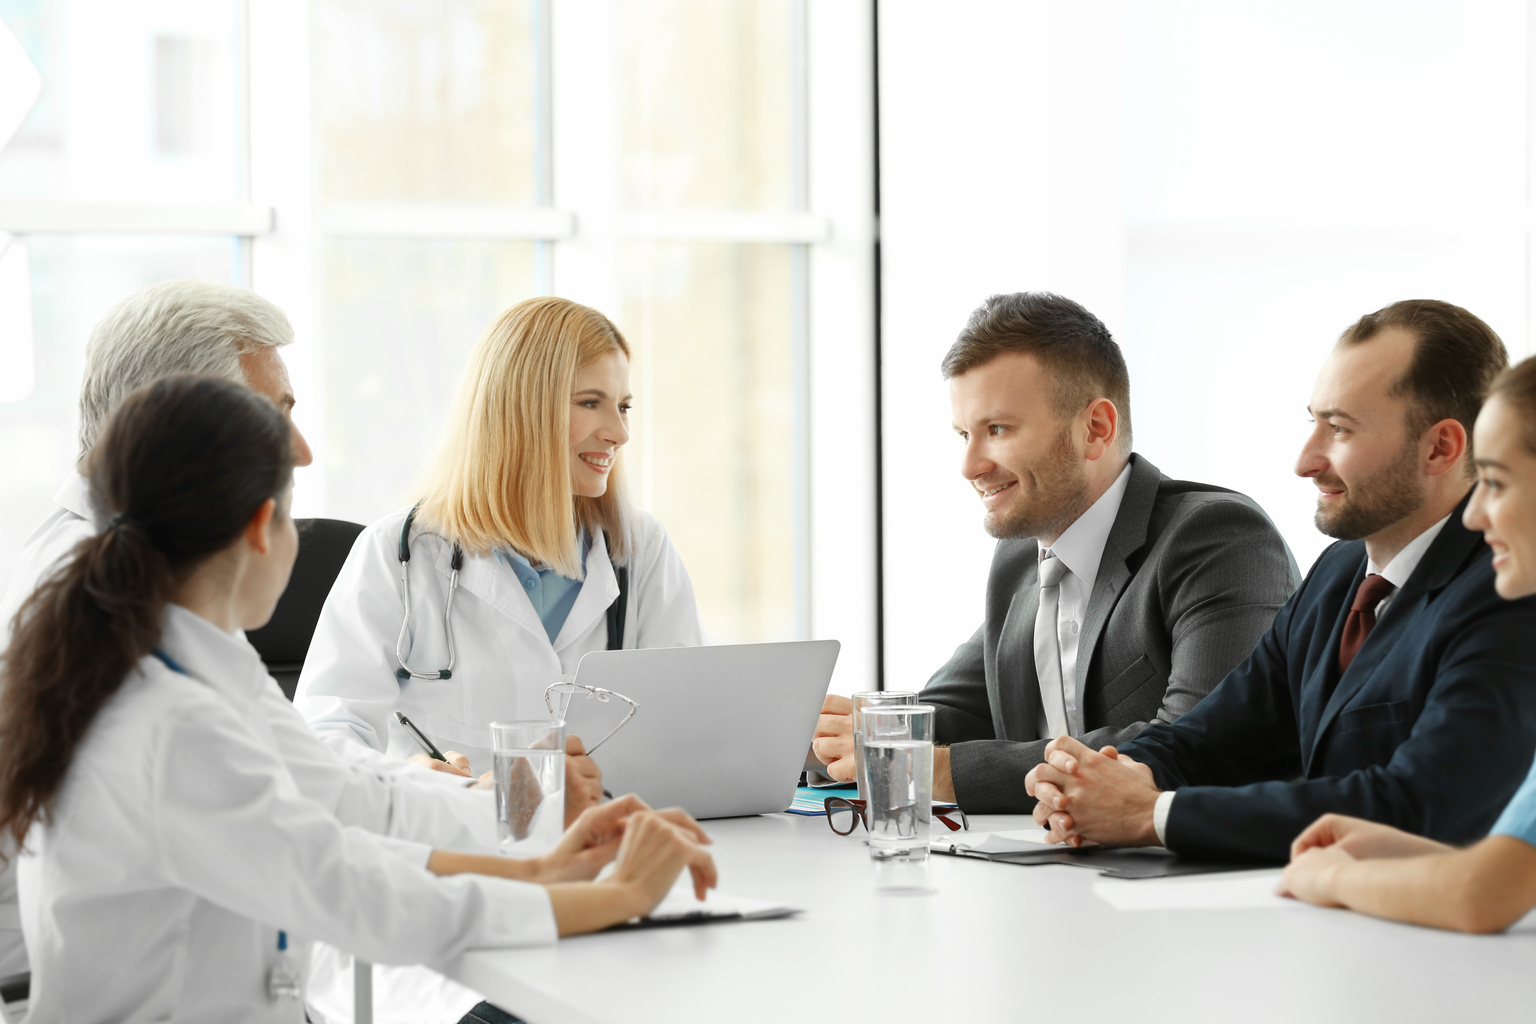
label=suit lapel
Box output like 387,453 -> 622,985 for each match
995,563 -> 1043,742
1298,562 -> 1358,758
1308,499 -> 1479,762
1073,455 -> 1161,731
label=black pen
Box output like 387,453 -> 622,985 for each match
394,710 -> 447,762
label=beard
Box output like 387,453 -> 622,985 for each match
1313,439 -> 1425,540
983,425 -> 1091,541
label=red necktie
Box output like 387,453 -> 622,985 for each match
1338,573 -> 1396,674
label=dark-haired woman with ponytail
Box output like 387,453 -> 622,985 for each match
0,375 -> 715,1023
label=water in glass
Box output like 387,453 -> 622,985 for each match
851,690 -> 916,797
863,738 -> 933,861
494,749 -> 565,856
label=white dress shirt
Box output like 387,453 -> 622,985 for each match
1150,513 -> 1453,845
18,605 -> 556,1024
1036,463 -> 1133,738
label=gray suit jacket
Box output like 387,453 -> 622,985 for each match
921,454 -> 1300,812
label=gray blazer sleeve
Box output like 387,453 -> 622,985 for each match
920,625 -> 997,745
946,499 -> 1298,813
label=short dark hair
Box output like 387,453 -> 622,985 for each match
941,292 -> 1131,448
1338,300 -> 1508,466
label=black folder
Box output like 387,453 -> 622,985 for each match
931,841 -> 1265,880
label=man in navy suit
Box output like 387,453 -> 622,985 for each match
1026,299 -> 1536,863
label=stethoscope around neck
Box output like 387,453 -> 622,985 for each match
393,503 -> 630,682
395,504 -> 463,680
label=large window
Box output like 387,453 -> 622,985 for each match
0,0 -> 248,583
879,0 -> 1534,684
0,0 -> 876,690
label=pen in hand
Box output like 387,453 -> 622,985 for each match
394,710 -> 447,762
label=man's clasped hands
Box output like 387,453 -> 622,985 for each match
1025,735 -> 1163,847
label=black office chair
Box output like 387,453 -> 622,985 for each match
0,970 -> 28,1023
247,518 -> 365,700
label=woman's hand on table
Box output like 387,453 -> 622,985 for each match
1276,845 -> 1354,906
1289,813 -> 1453,862
609,808 -> 719,913
536,794 -> 711,883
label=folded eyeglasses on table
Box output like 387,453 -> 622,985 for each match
823,796 -> 969,835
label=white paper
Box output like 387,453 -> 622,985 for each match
1093,869 -> 1305,911
930,827 -> 1053,854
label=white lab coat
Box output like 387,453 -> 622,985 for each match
295,506 -> 706,773
18,605 -> 556,1024
0,476 -> 97,978
0,476 -> 509,1000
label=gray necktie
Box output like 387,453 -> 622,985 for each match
1034,553 -> 1070,739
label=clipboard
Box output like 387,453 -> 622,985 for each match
605,891 -> 800,931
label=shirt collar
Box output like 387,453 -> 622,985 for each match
158,603 -> 270,703
55,473 -> 96,526
1039,461 -> 1134,588
1368,513 -> 1452,590
500,530 -> 592,578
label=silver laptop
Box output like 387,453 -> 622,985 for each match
560,640 -> 840,819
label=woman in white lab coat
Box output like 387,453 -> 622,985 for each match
294,296 -> 705,803
0,375 -> 714,1023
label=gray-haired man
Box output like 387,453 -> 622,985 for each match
0,281 -> 509,1024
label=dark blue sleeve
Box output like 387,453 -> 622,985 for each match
1162,595 -> 1536,862
1119,573 -> 1302,792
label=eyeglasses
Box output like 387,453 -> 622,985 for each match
823,796 -> 969,836
543,682 -> 638,754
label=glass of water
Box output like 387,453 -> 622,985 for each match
851,690 -> 917,798
490,720 -> 566,857
859,704 -> 935,863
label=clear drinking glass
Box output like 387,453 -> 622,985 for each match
859,705 -> 935,863
490,720 -> 566,857
851,690 -> 917,797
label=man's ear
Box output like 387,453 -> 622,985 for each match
244,497 -> 277,556
1082,398 -> 1120,461
1422,417 -> 1469,478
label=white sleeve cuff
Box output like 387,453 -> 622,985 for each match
1152,790 -> 1175,847
464,876 -> 559,948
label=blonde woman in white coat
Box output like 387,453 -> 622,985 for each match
295,297 -> 705,808
0,375 -> 715,1024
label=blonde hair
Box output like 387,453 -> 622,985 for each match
416,297 -> 631,576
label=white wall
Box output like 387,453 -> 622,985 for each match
879,0 -> 1534,684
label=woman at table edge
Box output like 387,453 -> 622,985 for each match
293,295 -> 704,810
1279,355 -> 1536,933
0,375 -> 714,1020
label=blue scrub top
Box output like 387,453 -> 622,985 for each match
496,534 -> 590,643
1490,754 -> 1536,848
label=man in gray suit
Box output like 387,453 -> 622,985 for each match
812,292 -> 1299,811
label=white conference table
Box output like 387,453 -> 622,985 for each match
442,813 -> 1536,1024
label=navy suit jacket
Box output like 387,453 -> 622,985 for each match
1120,493 -> 1536,863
